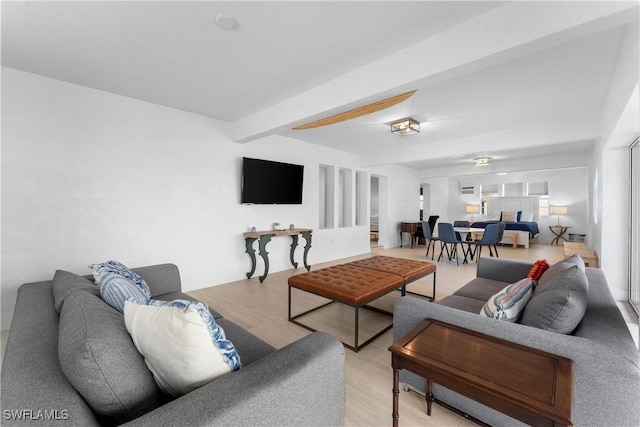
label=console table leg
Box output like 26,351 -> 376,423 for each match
289,235 -> 299,268
257,234 -> 273,283
392,368 -> 400,427
301,230 -> 312,271
245,237 -> 258,279
426,379 -> 433,416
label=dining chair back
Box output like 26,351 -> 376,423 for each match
421,221 -> 440,260
437,222 -> 468,265
470,223 -> 501,262
427,215 -> 439,234
494,222 -> 507,256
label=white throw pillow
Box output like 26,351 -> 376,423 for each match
480,278 -> 534,322
124,299 -> 241,397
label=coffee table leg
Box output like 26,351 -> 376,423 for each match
426,379 -> 433,416
392,368 -> 400,427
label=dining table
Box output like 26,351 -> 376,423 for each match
452,227 -> 485,263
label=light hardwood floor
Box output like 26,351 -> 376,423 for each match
189,242 -> 568,427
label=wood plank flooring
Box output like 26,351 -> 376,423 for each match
189,242 -> 567,426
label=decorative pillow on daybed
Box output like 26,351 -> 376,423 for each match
520,264 -> 588,334
500,211 -> 518,222
480,278 -> 534,322
124,299 -> 241,397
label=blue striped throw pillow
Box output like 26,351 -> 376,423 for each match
99,272 -> 150,312
480,278 -> 534,322
89,260 -> 151,299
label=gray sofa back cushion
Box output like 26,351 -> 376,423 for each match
520,265 -> 588,334
58,289 -> 165,425
132,263 -> 181,297
52,269 -> 100,313
537,254 -> 585,288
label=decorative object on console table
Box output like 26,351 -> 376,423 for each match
389,319 -> 573,427
244,228 -> 312,283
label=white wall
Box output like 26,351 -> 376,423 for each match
0,68 -> 371,327
594,23 -> 639,301
364,165 -> 421,248
420,168 -> 589,244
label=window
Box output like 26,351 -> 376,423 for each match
539,196 -> 549,217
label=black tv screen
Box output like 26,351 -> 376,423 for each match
241,157 -> 304,204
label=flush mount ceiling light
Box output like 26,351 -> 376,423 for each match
474,157 -> 491,166
391,118 -> 420,136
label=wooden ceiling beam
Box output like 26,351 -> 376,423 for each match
292,90 -> 416,130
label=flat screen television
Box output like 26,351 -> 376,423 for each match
241,157 -> 304,204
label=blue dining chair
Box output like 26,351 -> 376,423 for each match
469,223 -> 501,262
493,222 -> 506,257
437,223 -> 469,265
421,221 -> 440,260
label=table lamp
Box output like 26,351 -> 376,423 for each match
466,205 -> 479,222
550,206 -> 568,226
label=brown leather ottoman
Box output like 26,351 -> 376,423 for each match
288,264 -> 405,352
346,256 -> 437,300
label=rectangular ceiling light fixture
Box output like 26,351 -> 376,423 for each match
391,118 -> 420,136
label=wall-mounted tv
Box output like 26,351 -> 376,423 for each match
241,157 -> 304,204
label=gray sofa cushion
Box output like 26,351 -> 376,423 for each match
58,289 -> 164,425
438,295 -> 486,314
520,265 -> 588,334
52,269 -> 100,313
537,254 -> 585,288
453,277 -> 508,302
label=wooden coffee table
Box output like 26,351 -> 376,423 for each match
389,319 -> 573,426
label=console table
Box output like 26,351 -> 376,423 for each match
243,228 -> 312,283
390,319 -> 573,427
400,221 -> 421,248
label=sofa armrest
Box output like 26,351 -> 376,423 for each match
475,257 -> 533,283
393,297 -> 640,427
123,332 -> 345,427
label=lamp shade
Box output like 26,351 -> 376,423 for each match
466,205 -> 480,214
550,206 -> 568,215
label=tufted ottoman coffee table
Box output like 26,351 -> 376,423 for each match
346,256 -> 437,300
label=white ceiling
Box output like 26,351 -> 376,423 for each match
2,1 -> 639,175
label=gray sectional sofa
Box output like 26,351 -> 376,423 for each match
1,263 -> 345,426
394,256 -> 640,426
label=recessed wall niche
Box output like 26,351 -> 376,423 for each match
319,164 -> 335,229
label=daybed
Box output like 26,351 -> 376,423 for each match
1,263 -> 345,426
393,256 -> 640,426
470,220 -> 539,248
